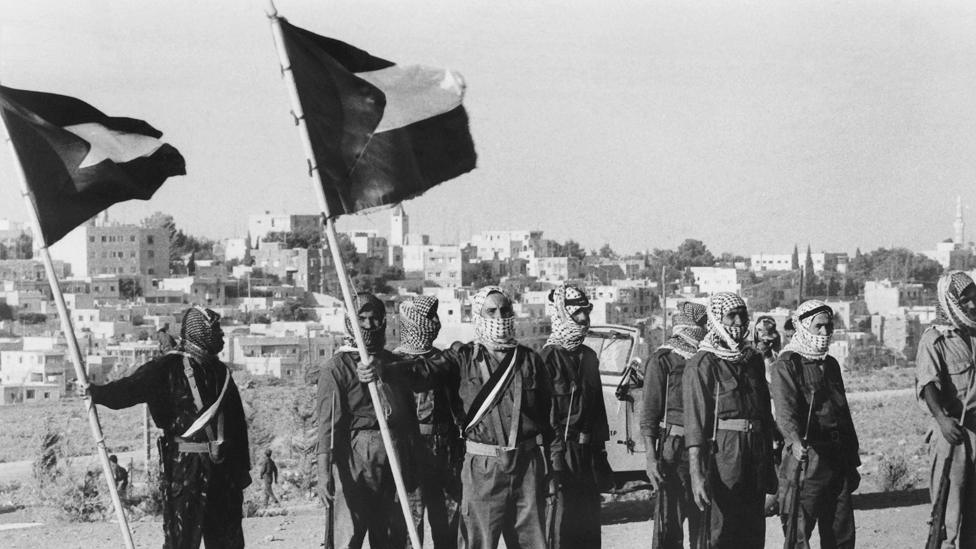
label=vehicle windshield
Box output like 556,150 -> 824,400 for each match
583,329 -> 634,374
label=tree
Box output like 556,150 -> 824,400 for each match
804,245 -> 815,295
598,243 -> 617,260
551,240 -> 586,261
18,312 -> 47,324
264,227 -> 323,249
15,232 -> 33,259
0,302 -> 13,321
186,252 -> 197,275
674,239 -> 715,269
791,244 -> 800,271
119,278 -> 142,300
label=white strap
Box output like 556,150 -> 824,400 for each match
465,348 -> 519,433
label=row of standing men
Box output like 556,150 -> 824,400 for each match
83,269 -> 976,548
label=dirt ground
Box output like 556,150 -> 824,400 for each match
0,489 -> 931,548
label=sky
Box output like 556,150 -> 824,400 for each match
2,0 -> 976,256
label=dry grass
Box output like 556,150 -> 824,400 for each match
843,366 -> 915,393
848,393 -> 930,493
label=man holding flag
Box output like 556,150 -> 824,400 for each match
2,84 -> 185,548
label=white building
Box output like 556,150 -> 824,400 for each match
527,257 -> 581,282
689,267 -> 745,295
248,212 -> 320,247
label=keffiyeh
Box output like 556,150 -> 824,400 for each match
782,300 -> 833,361
180,306 -> 223,356
394,295 -> 441,355
545,284 -> 592,351
343,292 -> 387,353
472,285 -> 517,350
699,292 -> 750,362
934,271 -> 976,332
661,301 -> 707,359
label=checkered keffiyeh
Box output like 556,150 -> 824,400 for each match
935,271 -> 976,332
782,300 -> 833,361
661,301 -> 707,359
699,292 -> 750,362
472,285 -> 517,350
545,283 -> 592,351
180,306 -> 222,356
752,315 -> 781,356
394,295 -> 441,355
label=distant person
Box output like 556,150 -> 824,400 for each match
260,449 -> 280,506
88,307 -> 251,549
683,292 -> 777,549
157,322 -> 177,354
642,301 -> 708,548
392,295 -> 463,549
542,283 -> 611,549
782,318 -> 796,346
916,271 -> 976,549
771,300 -> 860,548
108,454 -> 129,498
752,316 -> 782,373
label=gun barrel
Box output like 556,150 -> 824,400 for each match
926,451 -> 955,549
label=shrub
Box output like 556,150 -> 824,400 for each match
877,454 -> 915,492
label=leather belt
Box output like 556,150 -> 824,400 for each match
465,434 -> 542,457
717,418 -> 763,433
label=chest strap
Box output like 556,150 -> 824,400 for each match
177,354 -> 229,462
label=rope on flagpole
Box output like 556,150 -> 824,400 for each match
1,112 -> 136,549
262,3 -> 423,548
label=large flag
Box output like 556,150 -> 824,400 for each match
0,86 -> 185,245
278,19 -> 477,218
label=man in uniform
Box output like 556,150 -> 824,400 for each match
260,449 -> 281,507
682,292 -> 776,549
90,307 -> 251,549
771,300 -> 860,548
916,271 -> 976,549
316,292 -> 422,549
393,295 -> 462,549
641,301 -> 708,548
382,285 -> 561,549
541,283 -> 611,549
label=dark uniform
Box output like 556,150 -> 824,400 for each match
407,353 -> 463,549
429,342 -> 561,549
770,350 -> 859,549
91,352 -> 250,549
542,343 -> 610,549
641,347 -> 703,548
316,349 -> 423,549
682,350 -> 776,549
260,454 -> 280,506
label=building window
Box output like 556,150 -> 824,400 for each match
130,236 -> 136,242
89,236 -> 95,243
147,236 -> 154,245
44,392 -> 50,399
148,250 -> 154,258
26,390 -> 35,399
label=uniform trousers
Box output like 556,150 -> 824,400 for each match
553,441 -> 601,549
160,447 -> 244,549
655,434 -> 704,549
458,444 -> 546,549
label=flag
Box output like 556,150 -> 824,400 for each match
278,19 -> 477,218
0,86 -> 185,245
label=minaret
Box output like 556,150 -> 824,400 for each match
391,204 -> 408,247
954,196 -> 965,246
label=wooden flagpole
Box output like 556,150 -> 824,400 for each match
262,3 -> 422,547
1,116 -> 136,549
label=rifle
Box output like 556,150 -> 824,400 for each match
784,393 -> 816,549
650,367 -> 671,549
323,393 -> 335,549
694,381 -> 721,549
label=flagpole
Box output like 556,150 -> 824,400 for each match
262,3 -> 422,548
1,120 -> 136,549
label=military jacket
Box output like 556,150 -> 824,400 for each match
769,351 -> 860,466
541,344 -> 609,446
641,347 -> 689,439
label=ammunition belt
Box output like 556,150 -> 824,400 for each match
717,418 -> 763,433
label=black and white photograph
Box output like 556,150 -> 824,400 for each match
1,1 -> 975,548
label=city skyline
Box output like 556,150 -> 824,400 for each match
3,1 -> 976,255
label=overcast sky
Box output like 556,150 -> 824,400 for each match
2,0 -> 976,256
